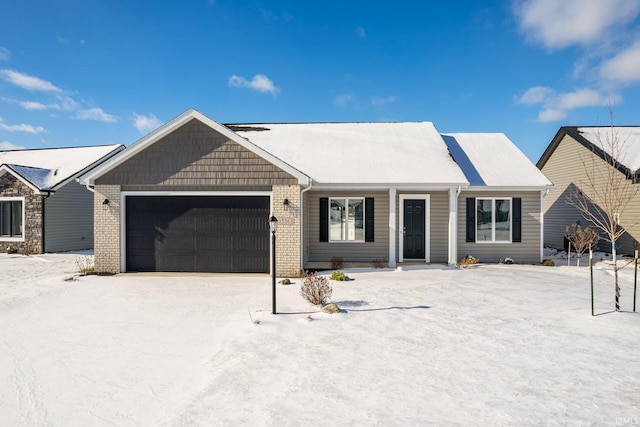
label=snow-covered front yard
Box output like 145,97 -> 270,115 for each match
1,252 -> 639,426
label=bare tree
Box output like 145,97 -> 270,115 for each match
565,223 -> 600,267
568,111 -> 640,311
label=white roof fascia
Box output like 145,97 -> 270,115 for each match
462,185 -> 554,192
81,109 -> 310,186
0,164 -> 48,195
310,182 -> 470,191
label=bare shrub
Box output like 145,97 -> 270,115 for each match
76,255 -> 95,276
330,256 -> 344,270
371,258 -> 387,268
458,255 -> 478,268
300,272 -> 333,306
565,223 -> 600,267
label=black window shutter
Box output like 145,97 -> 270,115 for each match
365,197 -> 374,242
512,197 -> 522,243
466,197 -> 476,242
319,197 -> 328,242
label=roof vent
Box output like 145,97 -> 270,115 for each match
54,169 -> 58,176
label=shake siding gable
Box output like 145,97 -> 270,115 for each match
96,119 -> 297,189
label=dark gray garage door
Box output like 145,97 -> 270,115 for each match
126,196 -> 270,272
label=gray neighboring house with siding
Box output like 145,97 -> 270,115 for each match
0,145 -> 124,253
537,126 -> 640,254
81,109 -> 552,275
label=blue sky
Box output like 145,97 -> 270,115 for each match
1,0 -> 639,163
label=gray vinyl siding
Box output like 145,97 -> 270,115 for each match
458,191 -> 541,263
429,192 -> 450,263
541,134 -> 640,255
305,191 -> 389,263
44,181 -> 94,252
394,191 -> 450,263
96,118 -> 297,189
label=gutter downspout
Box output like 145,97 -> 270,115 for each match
41,192 -> 51,253
299,179 -> 314,272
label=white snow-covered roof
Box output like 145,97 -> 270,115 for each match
233,122 -> 469,187
442,133 -> 552,187
577,127 -> 640,172
0,145 -> 123,192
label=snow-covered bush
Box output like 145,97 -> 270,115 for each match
300,272 -> 333,306
76,255 -> 95,276
542,259 -> 555,266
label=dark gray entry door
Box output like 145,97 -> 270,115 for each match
403,199 -> 425,259
126,196 -> 270,272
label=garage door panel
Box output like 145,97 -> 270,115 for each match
126,196 -> 269,272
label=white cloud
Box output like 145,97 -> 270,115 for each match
228,74 -> 280,95
334,94 -> 353,107
538,108 -> 567,122
0,69 -> 62,92
355,27 -> 366,38
76,107 -> 118,122
19,101 -> 47,111
0,117 -> 46,133
514,86 -> 553,105
0,140 -> 25,150
0,47 -> 10,61
600,40 -> 640,83
514,0 -> 640,49
132,112 -> 162,134
371,95 -> 398,107
516,86 -> 619,122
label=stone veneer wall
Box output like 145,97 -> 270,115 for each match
0,174 -> 43,254
93,185 -> 121,273
272,185 -> 302,277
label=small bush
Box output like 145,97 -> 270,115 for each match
330,256 -> 344,270
6,246 -> 18,254
330,270 -> 350,281
300,272 -> 333,306
278,278 -> 291,285
459,255 -> 478,268
542,259 -> 555,266
76,255 -> 95,276
371,258 -> 387,269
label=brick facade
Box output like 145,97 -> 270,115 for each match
0,173 -> 43,254
272,185 -> 302,276
94,185 -> 121,273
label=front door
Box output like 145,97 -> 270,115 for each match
403,199 -> 425,259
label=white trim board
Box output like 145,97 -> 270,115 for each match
398,194 -> 430,263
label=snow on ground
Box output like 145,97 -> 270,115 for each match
0,252 -> 639,426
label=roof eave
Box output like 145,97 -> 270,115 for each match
0,164 -> 49,194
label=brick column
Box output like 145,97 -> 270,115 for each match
272,185 -> 301,277
94,185 -> 121,273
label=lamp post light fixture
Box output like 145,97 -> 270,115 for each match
269,215 -> 278,314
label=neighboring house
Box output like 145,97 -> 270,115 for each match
80,109 -> 552,275
537,126 -> 640,254
0,145 -> 124,253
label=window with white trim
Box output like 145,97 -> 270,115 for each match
476,198 -> 511,242
0,198 -> 24,239
329,198 -> 364,241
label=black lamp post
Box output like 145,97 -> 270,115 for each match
269,215 -> 278,314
